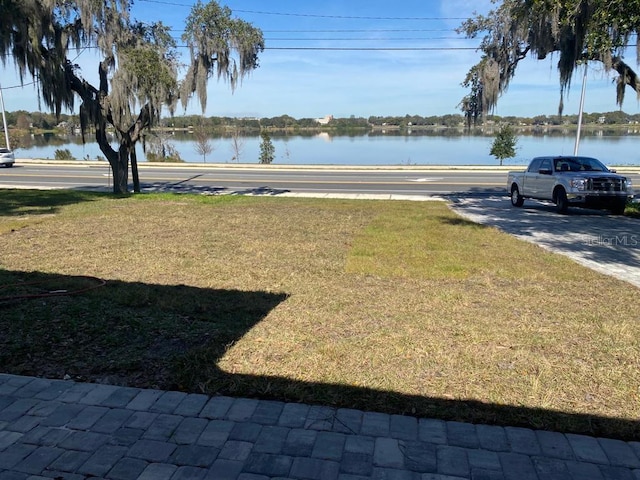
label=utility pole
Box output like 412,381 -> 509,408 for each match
573,64 -> 587,156
0,82 -> 10,150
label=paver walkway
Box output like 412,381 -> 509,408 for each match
1,374 -> 639,480
449,195 -> 640,289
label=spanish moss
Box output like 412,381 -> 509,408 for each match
459,0 -> 640,124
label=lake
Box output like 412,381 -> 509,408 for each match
14,128 -> 640,166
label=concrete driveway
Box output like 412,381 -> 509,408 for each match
449,195 -> 640,289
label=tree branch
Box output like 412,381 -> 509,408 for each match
64,61 -> 117,160
611,57 -> 640,105
129,103 -> 154,144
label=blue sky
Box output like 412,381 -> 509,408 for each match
1,0 -> 637,119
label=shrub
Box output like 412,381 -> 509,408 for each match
259,132 -> 275,164
146,151 -> 184,163
54,148 -> 75,160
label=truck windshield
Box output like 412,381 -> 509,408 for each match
554,157 -> 607,172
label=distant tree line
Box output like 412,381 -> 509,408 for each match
3,110 -> 78,130
5,110 -> 640,132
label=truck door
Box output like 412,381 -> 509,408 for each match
525,158 -> 543,196
535,158 -> 555,200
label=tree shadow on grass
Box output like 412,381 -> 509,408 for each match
140,181 -> 290,196
436,216 -> 490,228
0,269 -> 638,440
0,269 -> 289,391
444,186 -> 507,198
0,189 -> 111,217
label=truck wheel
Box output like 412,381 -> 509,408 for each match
510,185 -> 524,207
554,188 -> 569,214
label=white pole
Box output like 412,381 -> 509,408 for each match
0,82 -> 10,150
573,64 -> 587,156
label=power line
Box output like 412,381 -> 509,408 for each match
238,10 -> 467,21
265,47 -> 477,51
169,28 -> 458,33
263,29 -> 455,33
137,0 -> 467,20
264,37 -> 465,41
166,36 -> 479,49
0,81 -> 36,90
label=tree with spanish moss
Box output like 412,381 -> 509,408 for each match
0,0 -> 263,193
459,0 -> 640,126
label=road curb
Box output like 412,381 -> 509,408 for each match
14,158 -> 640,173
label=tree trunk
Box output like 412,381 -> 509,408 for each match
111,147 -> 130,194
131,148 -> 140,193
94,140 -> 128,194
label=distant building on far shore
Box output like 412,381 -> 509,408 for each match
315,115 -> 333,125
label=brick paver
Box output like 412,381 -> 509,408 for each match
449,195 -> 640,289
1,373 -> 639,479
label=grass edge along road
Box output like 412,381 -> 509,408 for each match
0,190 -> 638,440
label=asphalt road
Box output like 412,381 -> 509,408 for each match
2,161 -> 639,199
0,162 -> 512,196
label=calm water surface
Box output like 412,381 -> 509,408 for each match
16,129 -> 640,166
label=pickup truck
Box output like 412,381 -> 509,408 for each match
508,155 -> 634,214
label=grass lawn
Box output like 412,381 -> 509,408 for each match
0,190 -> 638,439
